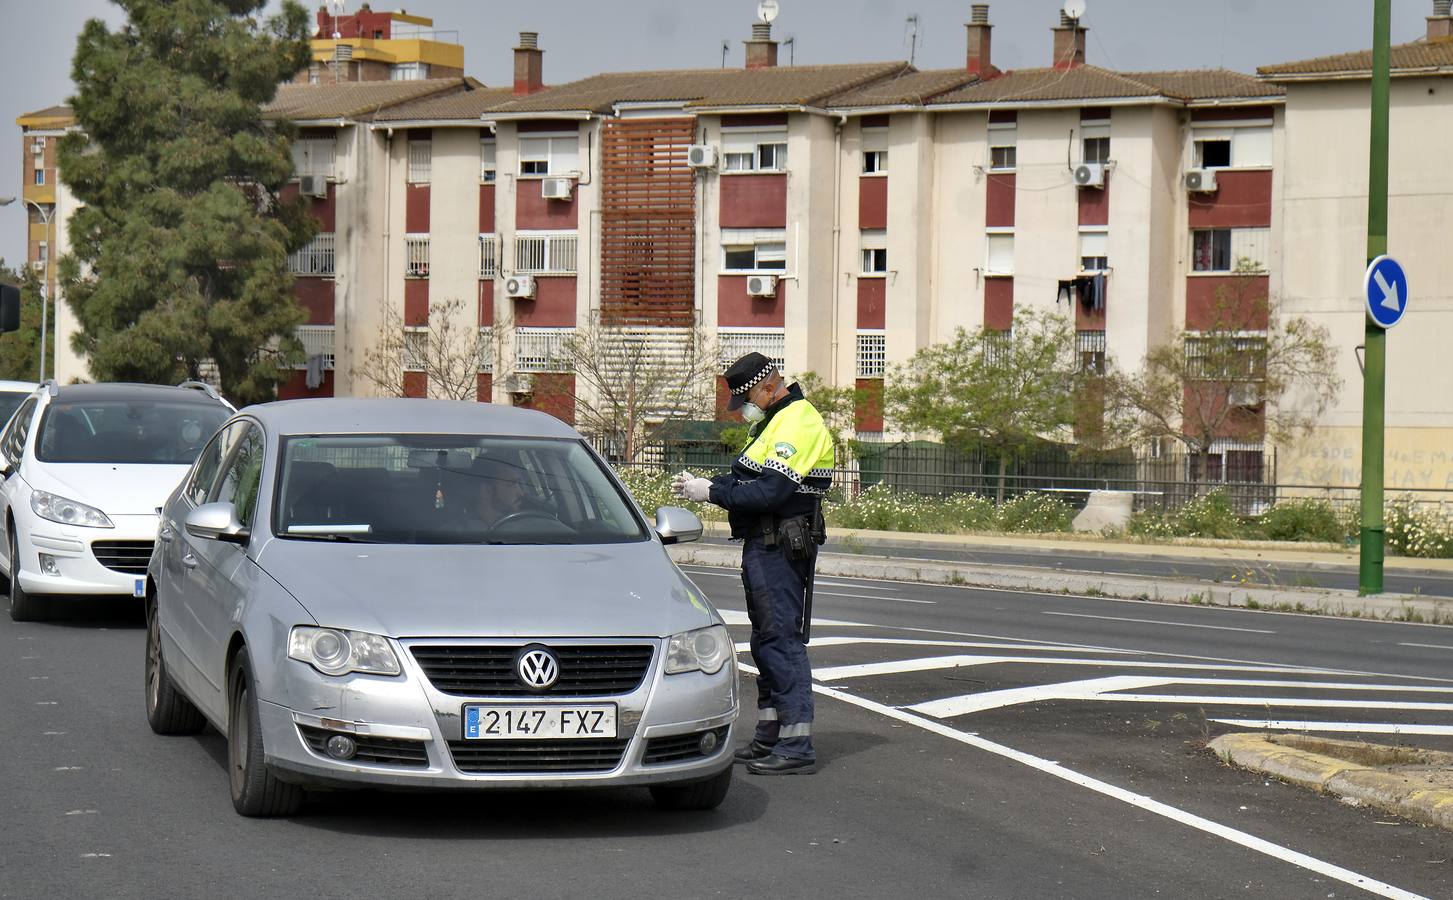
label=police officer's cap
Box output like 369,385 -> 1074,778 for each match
723,352 -> 776,410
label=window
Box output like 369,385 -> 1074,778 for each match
518,134 -> 579,177
1185,334 -> 1267,380
288,233 -> 335,276
856,331 -> 886,378
860,229 -> 887,274
514,327 -> 573,373
1191,125 -> 1272,169
479,233 -> 498,279
1079,230 -> 1108,273
1076,330 -> 1107,374
985,233 -> 1014,276
721,129 -> 788,173
514,232 -> 578,274
478,327 -> 493,374
988,123 -> 1016,171
480,138 -> 496,182
1,397 -> 37,463
296,325 -> 336,370
292,137 -> 335,179
721,229 -> 786,273
862,127 -> 888,174
33,167 -> 44,186
1080,118 -> 1110,165
1194,139 -> 1231,168
403,328 -> 428,373
390,62 -> 429,80
1082,136 -> 1111,165
405,234 -> 430,278
36,242 -> 48,265
407,140 -> 431,183
1192,228 -> 1268,273
983,328 -> 1014,365
186,423 -> 242,506
718,329 -> 786,373
308,62 -> 321,84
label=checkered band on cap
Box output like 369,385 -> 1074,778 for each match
730,364 -> 773,396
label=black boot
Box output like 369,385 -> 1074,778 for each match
746,754 -> 816,776
733,740 -> 775,764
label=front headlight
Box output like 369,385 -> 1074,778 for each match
31,490 -> 114,528
288,626 -> 401,677
664,624 -> 732,676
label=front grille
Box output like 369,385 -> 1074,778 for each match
91,540 -> 154,575
410,644 -> 654,696
447,738 -> 629,774
298,725 -> 430,768
643,727 -> 730,766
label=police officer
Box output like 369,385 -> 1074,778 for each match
673,352 -> 833,775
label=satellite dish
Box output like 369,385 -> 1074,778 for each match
1062,0 -> 1087,19
757,0 -> 780,24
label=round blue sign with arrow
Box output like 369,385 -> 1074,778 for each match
1364,255 -> 1409,329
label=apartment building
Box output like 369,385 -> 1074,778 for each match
13,106 -> 74,301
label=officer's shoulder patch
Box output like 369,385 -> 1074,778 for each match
774,441 -> 797,459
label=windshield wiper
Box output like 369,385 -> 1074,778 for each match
281,532 -> 380,543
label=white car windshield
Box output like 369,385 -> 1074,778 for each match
37,399 -> 229,465
274,434 -> 650,546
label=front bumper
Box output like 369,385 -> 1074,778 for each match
18,514 -> 158,597
259,639 -> 739,790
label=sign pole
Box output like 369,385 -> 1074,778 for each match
1359,0 -> 1391,596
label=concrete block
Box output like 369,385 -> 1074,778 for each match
1072,490 -> 1134,533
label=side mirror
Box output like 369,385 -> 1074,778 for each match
654,506 -> 703,545
185,502 -> 249,545
0,285 -> 19,335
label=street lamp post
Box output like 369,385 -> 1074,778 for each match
0,195 -> 50,382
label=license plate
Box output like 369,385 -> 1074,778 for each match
463,704 -> 617,740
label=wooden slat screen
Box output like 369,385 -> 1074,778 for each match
600,118 -> 698,327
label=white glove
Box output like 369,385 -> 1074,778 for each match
681,478 -> 712,503
670,471 -> 695,498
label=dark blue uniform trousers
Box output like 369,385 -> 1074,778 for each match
741,536 -> 816,761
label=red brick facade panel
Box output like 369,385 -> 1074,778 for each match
518,373 -> 575,424
715,378 -> 732,419
1189,170 -> 1272,229
1077,178 -> 1109,226
277,369 -> 335,400
403,372 -> 427,398
986,174 -> 1016,228
717,275 -> 785,327
1185,275 -> 1269,331
854,378 -> 884,432
1075,293 -> 1106,331
293,277 -> 335,325
857,277 -> 885,329
858,176 -> 888,230
405,183 -> 430,233
478,280 -> 494,326
1183,384 -> 1267,441
477,373 -> 492,403
479,184 -> 496,233
513,276 -> 576,326
404,278 -> 430,326
984,277 -> 1014,330
515,182 -> 579,229
719,175 -> 787,229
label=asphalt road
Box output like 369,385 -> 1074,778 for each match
4,572 -> 1452,900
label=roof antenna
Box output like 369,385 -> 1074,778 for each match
784,35 -> 795,66
721,39 -> 730,68
906,14 -> 919,65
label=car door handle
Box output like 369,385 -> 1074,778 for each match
181,553 -> 198,570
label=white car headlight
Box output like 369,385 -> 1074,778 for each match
288,626 -> 401,677
664,624 -> 732,676
30,490 -> 114,528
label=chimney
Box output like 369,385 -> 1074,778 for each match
745,22 -> 778,69
1431,0 -> 1453,40
513,32 -> 544,96
965,4 -> 996,77
1051,11 -> 1087,70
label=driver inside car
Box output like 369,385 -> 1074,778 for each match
467,455 -> 551,529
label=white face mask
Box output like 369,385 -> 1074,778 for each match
741,402 -> 765,423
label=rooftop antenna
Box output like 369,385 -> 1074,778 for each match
757,0 -> 780,24
721,39 -> 730,68
784,35 -> 795,66
330,0 -> 345,39
906,14 -> 919,65
1062,0 -> 1087,21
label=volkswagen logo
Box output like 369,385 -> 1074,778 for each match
516,646 -> 559,690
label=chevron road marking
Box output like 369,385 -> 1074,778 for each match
1211,719 -> 1453,736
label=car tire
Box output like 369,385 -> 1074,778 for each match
8,529 -> 44,622
144,599 -> 205,736
227,651 -> 304,817
648,766 -> 733,811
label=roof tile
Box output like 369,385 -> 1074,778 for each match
1259,38 -> 1453,79
263,78 -> 469,121
826,68 -> 981,107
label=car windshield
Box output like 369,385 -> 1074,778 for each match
0,392 -> 29,430
274,434 -> 650,546
36,399 -> 229,465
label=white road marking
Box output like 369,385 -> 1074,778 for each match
1042,610 -> 1275,634
737,660 -> 1426,900
1162,677 -> 1453,695
1094,694 -> 1453,713
911,676 -> 1174,717
53,766 -> 83,771
65,810 -> 99,816
1398,642 -> 1453,651
717,609 -> 866,628
825,655 -> 1361,686
805,636 -> 1135,654
814,581 -> 899,591
79,853 -> 112,858
816,590 -> 936,605
1212,719 -> 1453,736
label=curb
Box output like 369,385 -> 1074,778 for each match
1208,733 -> 1453,832
667,542 -> 1453,623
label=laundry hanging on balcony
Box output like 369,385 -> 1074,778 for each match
1055,274 -> 1107,312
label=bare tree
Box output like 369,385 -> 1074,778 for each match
353,298 -> 493,401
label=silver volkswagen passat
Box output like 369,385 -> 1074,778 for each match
144,399 -> 736,816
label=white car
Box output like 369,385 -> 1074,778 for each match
0,380 -> 39,431
1,381 -> 233,620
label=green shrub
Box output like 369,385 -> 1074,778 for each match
1172,489 -> 1245,539
825,485 -> 995,533
1258,499 -> 1346,543
1384,498 -> 1453,559
994,492 -> 1075,533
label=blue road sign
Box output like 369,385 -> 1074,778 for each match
1364,255 -> 1409,329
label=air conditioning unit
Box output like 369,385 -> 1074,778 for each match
686,145 -> 719,169
504,275 -> 537,299
30,260 -> 45,272
31,139 -> 44,156
1073,163 -> 1106,189
541,177 -> 574,200
1228,384 -> 1261,407
746,274 -> 778,298
299,174 -> 328,198
1185,168 -> 1219,193
503,373 -> 534,395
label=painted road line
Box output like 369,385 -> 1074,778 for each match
816,590 -> 936,605
1212,719 -> 1453,736
805,636 -> 1135,654
832,655 -> 1361,688
1091,694 -> 1453,712
736,660 -> 1426,900
1164,677 -> 1453,694
906,676 -> 1174,716
717,609 -> 870,629
1398,642 -> 1453,651
1042,610 -> 1276,634
815,581 -> 900,591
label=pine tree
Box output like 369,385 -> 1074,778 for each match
58,0 -> 314,404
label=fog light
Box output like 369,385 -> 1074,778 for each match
325,734 -> 357,760
38,554 -> 61,577
698,730 -> 719,755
